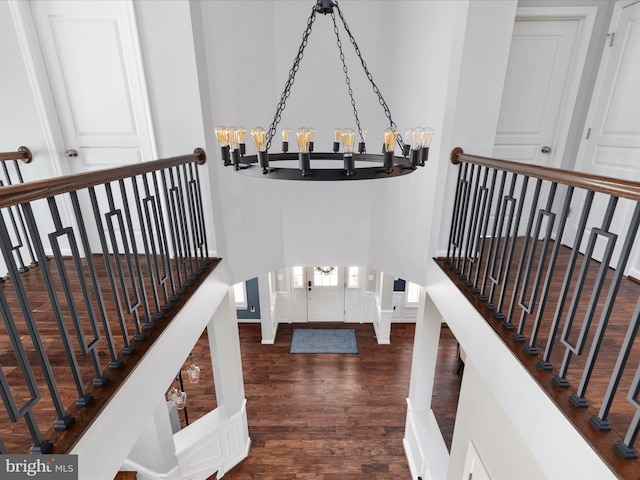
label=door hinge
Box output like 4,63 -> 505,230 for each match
608,32 -> 615,47
586,127 -> 591,139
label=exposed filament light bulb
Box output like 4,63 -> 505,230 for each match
422,127 -> 434,148
252,126 -> 269,174
237,127 -> 246,155
341,128 -> 355,154
411,128 -> 424,151
282,127 -> 290,153
215,126 -> 229,147
296,128 -> 310,153
383,127 -> 397,153
251,126 -> 267,152
333,128 -> 342,153
226,126 -> 239,151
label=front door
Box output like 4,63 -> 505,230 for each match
306,266 -> 344,322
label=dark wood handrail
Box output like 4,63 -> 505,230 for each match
450,147 -> 640,201
0,148 -> 206,209
0,146 -> 32,163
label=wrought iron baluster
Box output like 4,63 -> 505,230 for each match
46,196 -> 108,388
464,166 -> 487,286
472,167 -> 498,294
152,169 -> 178,302
457,164 -> 477,277
446,161 -> 466,264
553,195 -> 618,388
479,169 -> 508,302
616,365 -> 640,459
118,178 -> 153,330
539,190 -> 595,371
89,186 -> 136,354
177,164 -> 196,282
160,168 -> 184,297
0,204 -> 74,436
570,202 -> 640,409
191,161 -> 210,267
526,185 -> 573,356
69,191 -> 121,370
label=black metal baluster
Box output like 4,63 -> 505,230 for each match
570,202 -> 640,409
89,186 -> 135,355
132,174 -> 163,319
539,190 -> 594,371
118,178 -> 153,330
526,186 -> 573,356
104,183 -> 146,340
173,166 -> 194,286
0,205 -> 74,434
487,173 -> 519,311
23,199 -> 93,407
511,182 -> 556,337
553,196 -> 618,388
479,169 -> 508,302
446,162 -> 467,264
0,284 -> 50,453
464,166 -> 487,286
459,165 -> 479,279
472,168 -> 498,294
152,170 -> 178,303
494,175 -> 529,324
161,168 -> 185,294
615,365 -> 640,459
69,192 -> 121,370
190,162 -> 210,267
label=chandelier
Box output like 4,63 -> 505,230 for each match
215,0 -> 433,181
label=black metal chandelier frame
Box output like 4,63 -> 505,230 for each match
218,0 -> 431,181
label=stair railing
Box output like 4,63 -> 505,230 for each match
443,147 -> 640,474
0,148 -> 213,454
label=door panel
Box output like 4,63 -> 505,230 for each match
565,1 -> 640,273
494,9 -> 592,168
27,0 -> 156,251
306,267 -> 344,322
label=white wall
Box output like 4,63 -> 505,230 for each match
189,0 -> 455,286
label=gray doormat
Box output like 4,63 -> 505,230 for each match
289,328 -> 358,354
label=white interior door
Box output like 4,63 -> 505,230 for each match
306,267 -> 345,322
23,0 -> 156,251
565,1 -> 640,274
494,8 -> 594,168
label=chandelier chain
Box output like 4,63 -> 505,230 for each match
334,2 -> 406,150
331,11 -> 364,145
266,5 -> 318,150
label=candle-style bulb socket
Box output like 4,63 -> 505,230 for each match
309,141 -> 314,153
383,151 -> 394,174
231,149 -> 241,170
420,147 -> 429,166
403,144 -> 411,157
344,153 -> 355,176
240,143 -> 246,156
333,141 -> 340,153
411,149 -> 421,169
258,151 -> 270,174
358,142 -> 366,154
221,146 -> 231,166
282,141 -> 289,153
298,152 -> 311,177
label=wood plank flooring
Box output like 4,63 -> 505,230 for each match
217,322 -> 460,479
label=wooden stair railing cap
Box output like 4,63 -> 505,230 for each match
0,146 -> 32,163
0,148 -> 206,210
449,147 -> 640,202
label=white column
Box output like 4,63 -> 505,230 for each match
259,271 -> 277,344
376,272 -> 394,344
208,290 -> 246,418
124,397 -> 179,476
408,289 -> 443,408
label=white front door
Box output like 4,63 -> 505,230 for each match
306,267 -> 345,322
15,0 -> 156,251
494,8 -> 594,167
565,1 -> 640,274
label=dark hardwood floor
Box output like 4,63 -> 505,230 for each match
191,321 -> 461,479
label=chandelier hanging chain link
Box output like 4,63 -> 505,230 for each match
331,11 -> 364,144
334,2 -> 406,151
265,5 -> 318,150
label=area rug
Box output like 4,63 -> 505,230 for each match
289,328 -> 358,354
